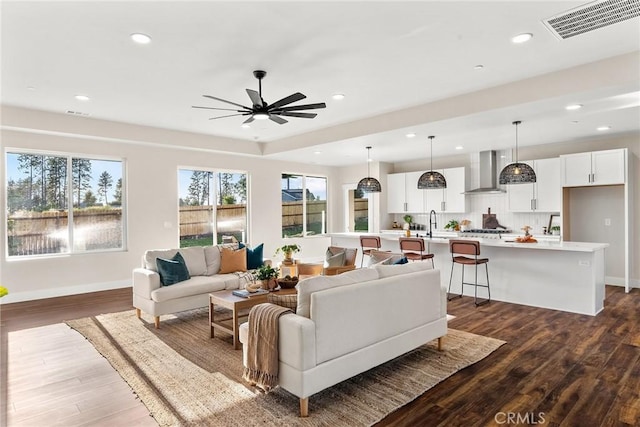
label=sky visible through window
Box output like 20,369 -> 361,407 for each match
281,175 -> 327,200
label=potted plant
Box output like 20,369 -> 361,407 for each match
444,220 -> 460,231
550,225 -> 561,236
275,244 -> 301,264
402,214 -> 412,230
256,264 -> 280,290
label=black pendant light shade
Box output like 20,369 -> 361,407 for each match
357,146 -> 382,193
499,121 -> 536,185
417,136 -> 447,189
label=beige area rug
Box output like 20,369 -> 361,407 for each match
67,309 -> 504,427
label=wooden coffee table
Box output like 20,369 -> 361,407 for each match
209,288 -> 296,350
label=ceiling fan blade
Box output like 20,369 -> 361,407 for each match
243,116 -> 255,124
208,113 -> 249,120
192,105 -> 245,112
202,95 -> 251,110
246,89 -> 263,108
267,92 -> 306,109
273,102 -> 327,112
269,115 -> 288,124
279,112 -> 317,119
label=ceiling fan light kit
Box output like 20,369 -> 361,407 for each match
357,146 -> 382,193
192,70 -> 326,125
417,136 -> 447,189
499,120 -> 537,185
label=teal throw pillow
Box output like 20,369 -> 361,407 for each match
156,252 -> 190,286
393,256 -> 409,265
240,242 -> 264,270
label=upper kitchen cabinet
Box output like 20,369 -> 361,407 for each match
561,149 -> 626,187
387,171 -> 424,213
425,167 -> 467,213
508,158 -> 561,212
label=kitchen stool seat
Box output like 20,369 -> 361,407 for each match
359,235 -> 382,267
448,240 -> 490,306
399,237 -> 435,268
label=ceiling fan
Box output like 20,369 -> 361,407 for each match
192,70 -> 326,125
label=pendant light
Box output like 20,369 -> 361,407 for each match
417,136 -> 447,189
357,146 -> 382,193
499,121 -> 536,184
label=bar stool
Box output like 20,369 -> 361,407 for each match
359,235 -> 382,267
447,240 -> 490,306
399,237 -> 435,268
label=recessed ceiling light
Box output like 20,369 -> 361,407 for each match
75,94 -> 90,101
597,126 -> 611,131
130,33 -> 152,44
27,86 -> 36,91
565,104 -> 583,111
500,155 -> 507,159
571,120 -> 580,124
313,151 -> 322,155
241,124 -> 250,129
512,33 -> 533,44
473,65 -> 484,70
332,93 -> 345,100
455,146 -> 464,150
405,133 -> 416,138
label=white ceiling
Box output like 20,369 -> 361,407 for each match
2,1 -> 639,166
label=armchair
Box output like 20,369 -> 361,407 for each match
323,246 -> 358,276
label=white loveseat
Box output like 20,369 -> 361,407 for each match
239,262 -> 447,416
133,245 -> 260,328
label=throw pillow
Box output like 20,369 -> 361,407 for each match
324,248 -> 346,268
156,252 -> 191,286
219,247 -> 247,274
239,242 -> 264,270
267,294 -> 298,313
393,256 -> 409,265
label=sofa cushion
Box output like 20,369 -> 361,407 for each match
156,252 -> 190,286
204,243 -> 239,276
144,246 -> 207,276
219,247 -> 247,273
150,275 -> 229,303
324,249 -> 345,268
374,261 -> 433,278
240,243 -> 264,270
295,268 -> 379,318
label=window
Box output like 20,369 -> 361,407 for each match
6,152 -> 125,257
178,169 -> 247,247
281,174 -> 327,237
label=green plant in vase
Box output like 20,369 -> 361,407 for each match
444,220 -> 460,231
256,264 -> 280,291
275,244 -> 301,264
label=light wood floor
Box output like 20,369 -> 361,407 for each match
1,286 -> 639,426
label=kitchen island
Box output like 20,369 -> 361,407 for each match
331,232 -> 608,316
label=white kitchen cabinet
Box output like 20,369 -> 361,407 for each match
425,167 -> 467,213
507,158 -> 561,212
561,149 -> 626,187
386,172 -> 424,213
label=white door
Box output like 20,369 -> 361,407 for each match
561,152 -> 591,187
386,173 -> 406,213
592,149 -> 625,185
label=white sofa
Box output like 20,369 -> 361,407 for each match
133,245 -> 260,328
239,262 -> 447,417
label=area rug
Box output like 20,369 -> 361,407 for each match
67,309 -> 504,426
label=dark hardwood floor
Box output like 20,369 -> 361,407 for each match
2,286 -> 639,426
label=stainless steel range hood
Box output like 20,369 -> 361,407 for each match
463,150 -> 506,194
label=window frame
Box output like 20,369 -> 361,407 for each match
4,147 -> 127,259
281,172 -> 329,238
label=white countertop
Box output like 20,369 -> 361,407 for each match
330,232 -> 609,252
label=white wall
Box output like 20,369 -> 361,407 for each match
0,115 -> 337,303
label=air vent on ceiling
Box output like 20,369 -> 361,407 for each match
543,0 -> 640,40
65,110 -> 90,116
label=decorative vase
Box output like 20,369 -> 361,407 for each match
405,229 -> 411,237
262,278 -> 278,291
283,251 -> 294,265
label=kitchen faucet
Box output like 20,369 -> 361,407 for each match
429,210 -> 437,238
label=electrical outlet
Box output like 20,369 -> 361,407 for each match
604,218 -> 611,226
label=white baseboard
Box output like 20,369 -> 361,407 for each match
606,276 -> 640,288
0,280 -> 131,304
